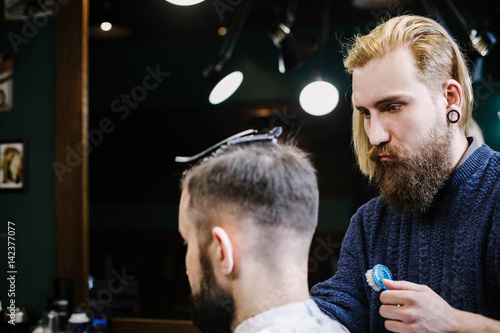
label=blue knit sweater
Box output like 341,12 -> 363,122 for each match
311,144 -> 500,332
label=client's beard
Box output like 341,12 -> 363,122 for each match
368,124 -> 454,213
190,251 -> 235,333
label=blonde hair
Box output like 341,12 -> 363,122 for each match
345,15 -> 473,178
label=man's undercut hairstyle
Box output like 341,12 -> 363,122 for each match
181,142 -> 319,248
345,15 -> 474,178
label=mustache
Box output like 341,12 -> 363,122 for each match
368,144 -> 402,162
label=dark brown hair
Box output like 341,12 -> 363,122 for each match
181,142 -> 319,253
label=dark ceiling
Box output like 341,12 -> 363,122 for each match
88,0 -> 369,42
88,0 -> 499,43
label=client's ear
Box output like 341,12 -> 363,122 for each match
212,226 -> 235,276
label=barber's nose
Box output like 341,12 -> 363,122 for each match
366,115 -> 390,146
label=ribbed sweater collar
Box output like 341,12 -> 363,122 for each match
444,144 -> 493,190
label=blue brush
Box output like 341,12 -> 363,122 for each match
365,264 -> 393,291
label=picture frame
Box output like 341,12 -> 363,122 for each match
0,139 -> 28,192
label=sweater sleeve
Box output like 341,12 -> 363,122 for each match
492,199 -> 500,286
311,208 -> 370,332
486,178 -> 500,319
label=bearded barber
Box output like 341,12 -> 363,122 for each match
311,15 -> 500,333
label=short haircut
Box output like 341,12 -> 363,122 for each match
345,15 -> 473,178
181,142 -> 319,256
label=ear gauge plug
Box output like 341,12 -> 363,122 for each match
447,110 -> 460,123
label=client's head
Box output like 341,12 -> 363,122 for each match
178,141 -> 319,333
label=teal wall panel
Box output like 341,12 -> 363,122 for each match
0,18 -> 56,319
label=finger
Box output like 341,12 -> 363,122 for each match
385,319 -> 412,333
379,304 -> 405,321
383,279 -> 429,292
380,290 -> 417,306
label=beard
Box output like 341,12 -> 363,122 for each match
368,121 -> 454,213
189,251 -> 235,333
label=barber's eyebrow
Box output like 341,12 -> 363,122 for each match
355,94 -> 413,110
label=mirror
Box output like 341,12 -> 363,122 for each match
86,0 -> 368,321
84,0 -> 500,325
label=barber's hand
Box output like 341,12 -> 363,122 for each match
379,279 -> 461,333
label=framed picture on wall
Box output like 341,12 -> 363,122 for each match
0,54 -> 13,112
0,139 -> 28,192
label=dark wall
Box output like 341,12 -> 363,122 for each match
0,18 -> 56,319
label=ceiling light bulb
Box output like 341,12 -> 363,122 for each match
299,80 -> 339,116
209,71 -> 243,105
165,0 -> 205,6
218,27 -> 227,36
100,22 -> 112,31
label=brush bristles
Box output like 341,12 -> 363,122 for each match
365,269 -> 381,291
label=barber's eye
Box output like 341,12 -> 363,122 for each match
360,110 -> 371,118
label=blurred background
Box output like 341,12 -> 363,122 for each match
0,0 -> 499,327
87,0 -> 500,319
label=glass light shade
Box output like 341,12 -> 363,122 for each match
299,80 -> 339,116
100,22 -> 112,31
165,0 -> 205,6
209,71 -> 243,105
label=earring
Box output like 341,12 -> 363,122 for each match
447,110 -> 460,123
